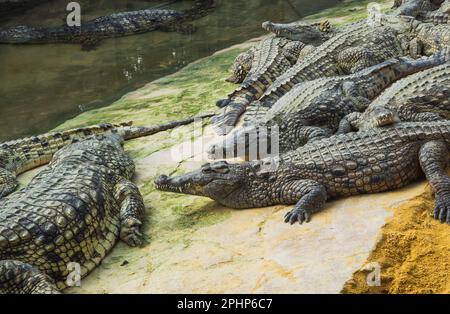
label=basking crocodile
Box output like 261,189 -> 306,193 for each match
338,62 -> 450,132
213,21 -> 410,134
156,120 -> 450,225
394,0 -> 444,16
208,52 -> 449,159
215,36 -> 308,109
0,134 -> 145,293
374,9 -> 450,56
0,114 -> 213,199
261,19 -> 336,42
0,0 -> 215,50
224,20 -> 333,85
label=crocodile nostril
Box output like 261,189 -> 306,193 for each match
155,175 -> 169,185
216,99 -> 230,108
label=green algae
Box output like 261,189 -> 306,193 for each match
55,49 -> 243,130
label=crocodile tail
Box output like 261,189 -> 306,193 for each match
211,102 -> 247,135
242,101 -> 270,127
119,113 -> 215,140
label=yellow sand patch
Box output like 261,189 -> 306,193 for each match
342,186 -> 450,294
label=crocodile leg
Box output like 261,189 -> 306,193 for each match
282,126 -> 331,151
336,112 -> 362,134
0,167 -> 18,199
79,37 -> 102,51
115,178 -> 146,247
0,260 -> 59,294
419,141 -> 450,224
283,180 -> 328,225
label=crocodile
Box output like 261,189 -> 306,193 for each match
261,19 -> 333,42
338,62 -> 450,132
373,8 -> 450,57
0,134 -> 145,293
213,21 -> 410,134
0,0 -> 215,50
156,120 -> 450,226
0,114 -> 213,200
208,52 -> 449,159
215,36 -> 309,109
393,0 -> 444,16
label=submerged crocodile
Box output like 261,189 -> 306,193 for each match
0,0 -> 215,50
156,121 -> 450,225
213,21 -> 410,134
208,52 -> 449,159
0,134 -> 145,293
338,62 -> 450,132
0,114 -> 212,199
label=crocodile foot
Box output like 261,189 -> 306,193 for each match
434,194 -> 450,224
0,260 -> 59,294
120,218 -> 143,247
284,208 -> 311,225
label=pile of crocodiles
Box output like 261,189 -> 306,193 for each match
157,1 -> 450,225
1,0 -> 450,294
0,0 -> 215,50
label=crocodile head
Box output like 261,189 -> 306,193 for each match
0,25 -> 45,43
262,20 -> 332,44
357,106 -> 400,130
226,50 -> 254,84
207,125 -> 280,160
155,160 -> 280,208
395,0 -> 443,16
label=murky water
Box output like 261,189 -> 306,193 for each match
0,0 -> 338,141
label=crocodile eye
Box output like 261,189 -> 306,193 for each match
202,167 -> 212,174
212,167 -> 229,174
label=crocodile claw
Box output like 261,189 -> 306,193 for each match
120,218 -> 143,247
434,195 -> 450,224
284,208 -> 311,225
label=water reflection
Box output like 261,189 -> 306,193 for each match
0,0 -> 338,141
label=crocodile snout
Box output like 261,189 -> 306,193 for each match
155,175 -> 169,186
262,21 -> 275,32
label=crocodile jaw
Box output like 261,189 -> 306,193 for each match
154,161 -> 246,204
358,107 -> 400,130
208,126 -> 275,160
0,26 -> 42,43
262,20 -> 325,43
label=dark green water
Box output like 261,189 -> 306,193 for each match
0,0 -> 338,141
